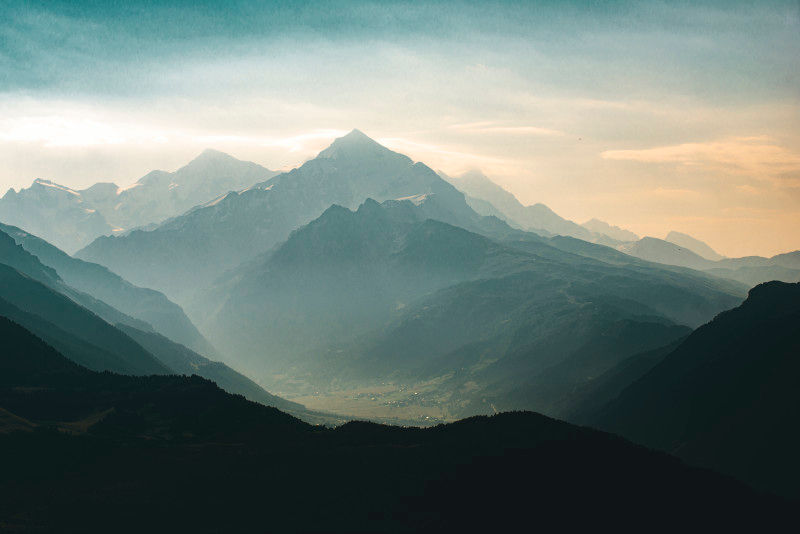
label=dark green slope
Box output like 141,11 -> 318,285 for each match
592,281 -> 800,498
562,338 -> 686,424
0,223 -> 215,355
115,323 -> 307,415
0,320 -> 789,532
0,264 -> 169,375
0,227 -> 156,333
0,316 -> 89,386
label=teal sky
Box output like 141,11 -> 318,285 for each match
1,0 -> 798,256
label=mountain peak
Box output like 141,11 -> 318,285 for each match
344,128 -> 370,139
195,148 -> 235,161
31,179 -> 81,197
744,281 -> 800,315
317,129 -> 406,163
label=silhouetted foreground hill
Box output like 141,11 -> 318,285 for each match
592,281 -> 800,498
0,318 -> 790,532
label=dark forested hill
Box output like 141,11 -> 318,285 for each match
0,318 -> 789,532
591,281 -> 800,498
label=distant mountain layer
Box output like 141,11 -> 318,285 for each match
665,230 -> 724,261
0,151 -> 275,253
443,170 -> 624,244
0,316 -> 788,531
582,218 -> 639,242
619,236 -> 800,287
77,130 -> 500,300
591,281 -> 800,498
0,180 -> 112,253
194,197 -> 743,419
0,223 -> 214,355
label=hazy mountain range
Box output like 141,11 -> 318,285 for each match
76,130 -> 514,300
0,150 -> 276,253
2,128 -> 800,520
618,236 -> 800,286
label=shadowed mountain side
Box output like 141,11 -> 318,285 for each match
0,319 -> 789,532
556,338 -> 687,423
0,223 -> 215,355
591,281 -> 800,498
76,131 -> 516,301
0,227 -> 164,335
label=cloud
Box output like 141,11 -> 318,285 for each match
735,184 -> 760,195
447,121 -> 565,137
651,187 -> 702,199
0,115 -> 157,147
601,137 -> 800,182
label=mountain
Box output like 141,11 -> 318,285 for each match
618,236 -> 714,270
0,179 -> 113,253
0,152 -> 276,254
619,236 -> 800,287
582,218 -> 639,242
0,263 -> 169,375
443,170 -> 619,242
76,130 -> 503,300
81,149 -> 277,230
0,318 -> 788,531
0,223 -> 214,355
193,198 -> 743,421
192,198 -> 536,374
665,230 -> 725,261
591,281 -> 800,498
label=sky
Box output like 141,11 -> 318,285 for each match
1,0 -> 798,257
